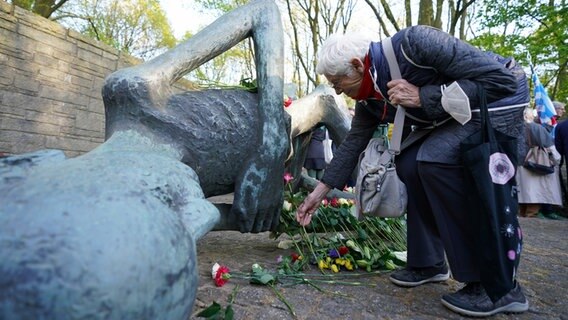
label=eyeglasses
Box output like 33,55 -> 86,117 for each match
327,76 -> 344,90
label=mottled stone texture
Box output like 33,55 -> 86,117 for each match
0,131 -> 221,319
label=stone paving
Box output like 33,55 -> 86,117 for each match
190,217 -> 567,320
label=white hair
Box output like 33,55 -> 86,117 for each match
316,33 -> 373,77
553,101 -> 566,110
523,107 -> 536,123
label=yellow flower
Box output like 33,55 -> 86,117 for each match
345,261 -> 354,270
331,264 -> 339,273
335,258 -> 346,266
318,260 -> 328,270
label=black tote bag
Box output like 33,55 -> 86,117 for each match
460,86 -> 522,302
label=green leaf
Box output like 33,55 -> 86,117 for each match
250,273 -> 275,285
385,259 -> 397,270
250,264 -> 277,285
363,246 -> 371,260
225,305 -> 234,320
346,240 -> 361,253
196,301 -> 222,318
357,228 -> 368,240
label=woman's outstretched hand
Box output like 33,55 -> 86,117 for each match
295,182 -> 331,226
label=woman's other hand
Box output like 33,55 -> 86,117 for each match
387,79 -> 421,108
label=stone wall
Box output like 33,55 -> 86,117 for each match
0,1 -> 194,157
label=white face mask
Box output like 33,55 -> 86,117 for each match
441,82 -> 471,125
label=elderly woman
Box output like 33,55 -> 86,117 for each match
296,26 -> 530,317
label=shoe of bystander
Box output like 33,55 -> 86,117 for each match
441,282 -> 529,317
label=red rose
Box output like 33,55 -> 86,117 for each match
338,246 -> 349,255
330,197 -> 339,207
291,252 -> 300,262
283,97 -> 293,107
214,266 -> 231,287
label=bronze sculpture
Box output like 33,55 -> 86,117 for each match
0,1 -> 351,318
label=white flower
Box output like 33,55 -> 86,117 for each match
211,262 -> 220,279
277,239 -> 295,249
330,233 -> 345,241
282,200 -> 293,211
392,251 -> 407,262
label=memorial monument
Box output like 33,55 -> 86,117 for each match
0,1 -> 351,318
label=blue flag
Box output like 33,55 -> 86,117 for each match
532,71 -> 556,126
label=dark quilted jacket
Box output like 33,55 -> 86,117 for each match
322,25 -> 530,190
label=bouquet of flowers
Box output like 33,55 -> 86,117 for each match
275,173 -> 407,273
197,173 -> 408,319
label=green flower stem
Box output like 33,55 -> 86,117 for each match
300,226 -> 317,261
310,210 -> 339,260
300,278 -> 325,292
307,278 -> 377,287
393,221 -> 408,250
228,285 -> 240,304
280,183 -> 407,273
197,82 -> 252,91
291,236 -> 305,259
269,284 -> 296,318
296,278 -> 353,297
369,219 -> 406,251
285,270 -> 386,278
361,219 -> 391,252
337,221 -> 357,242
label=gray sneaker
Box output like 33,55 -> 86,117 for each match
389,263 -> 450,287
441,282 -> 529,317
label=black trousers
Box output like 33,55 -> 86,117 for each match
396,142 -> 480,282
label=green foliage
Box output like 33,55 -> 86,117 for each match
195,0 -> 249,13
238,78 -> 258,92
55,0 -> 175,60
196,286 -> 238,320
471,0 -> 567,102
10,0 -> 34,11
192,0 -> 255,73
468,33 -> 523,61
178,20 -> 255,87
250,264 -> 277,285
10,0 -> 68,18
